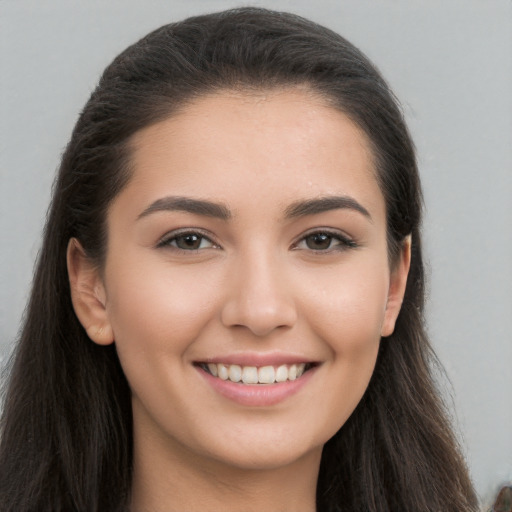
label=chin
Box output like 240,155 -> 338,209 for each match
192,423 -> 326,473
208,442 -> 322,472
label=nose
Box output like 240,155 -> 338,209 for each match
220,252 -> 297,337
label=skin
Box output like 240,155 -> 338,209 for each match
68,88 -> 410,512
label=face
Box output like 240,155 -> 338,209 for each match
69,88 -> 409,473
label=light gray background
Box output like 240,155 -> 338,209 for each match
1,0 -> 511,506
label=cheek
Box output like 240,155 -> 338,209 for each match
103,262 -> 225,430
297,261 -> 388,421
104,261 -> 223,359
300,258 -> 390,347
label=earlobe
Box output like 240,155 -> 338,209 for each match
67,238 -> 114,345
381,235 -> 411,337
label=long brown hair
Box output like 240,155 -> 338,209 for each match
0,8 -> 478,511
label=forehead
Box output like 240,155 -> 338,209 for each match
123,88 -> 384,220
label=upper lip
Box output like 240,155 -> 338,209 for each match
196,352 -> 318,367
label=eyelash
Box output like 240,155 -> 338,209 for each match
292,229 -> 357,252
156,229 -> 219,252
156,228 -> 357,253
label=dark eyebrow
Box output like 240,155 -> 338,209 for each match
284,196 -> 372,221
137,196 -> 232,220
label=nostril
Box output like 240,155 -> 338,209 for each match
220,295 -> 297,337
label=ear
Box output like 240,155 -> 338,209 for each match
67,238 -> 114,345
381,235 -> 411,337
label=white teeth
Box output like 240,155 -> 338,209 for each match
275,364 -> 288,382
228,364 -> 242,383
207,363 -> 218,377
242,366 -> 258,384
218,364 -> 229,380
258,366 -> 275,384
205,362 -> 309,384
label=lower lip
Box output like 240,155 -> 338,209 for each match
197,366 -> 316,407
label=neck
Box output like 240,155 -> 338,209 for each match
129,423 -> 321,512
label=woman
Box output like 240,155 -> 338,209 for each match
0,7 -> 478,512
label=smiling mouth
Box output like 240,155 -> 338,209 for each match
197,362 -> 315,385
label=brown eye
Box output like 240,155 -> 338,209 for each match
294,231 -> 357,252
174,234 -> 204,250
304,233 -> 335,250
159,232 -> 216,251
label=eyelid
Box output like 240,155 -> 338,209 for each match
156,227 -> 221,250
291,227 -> 357,251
